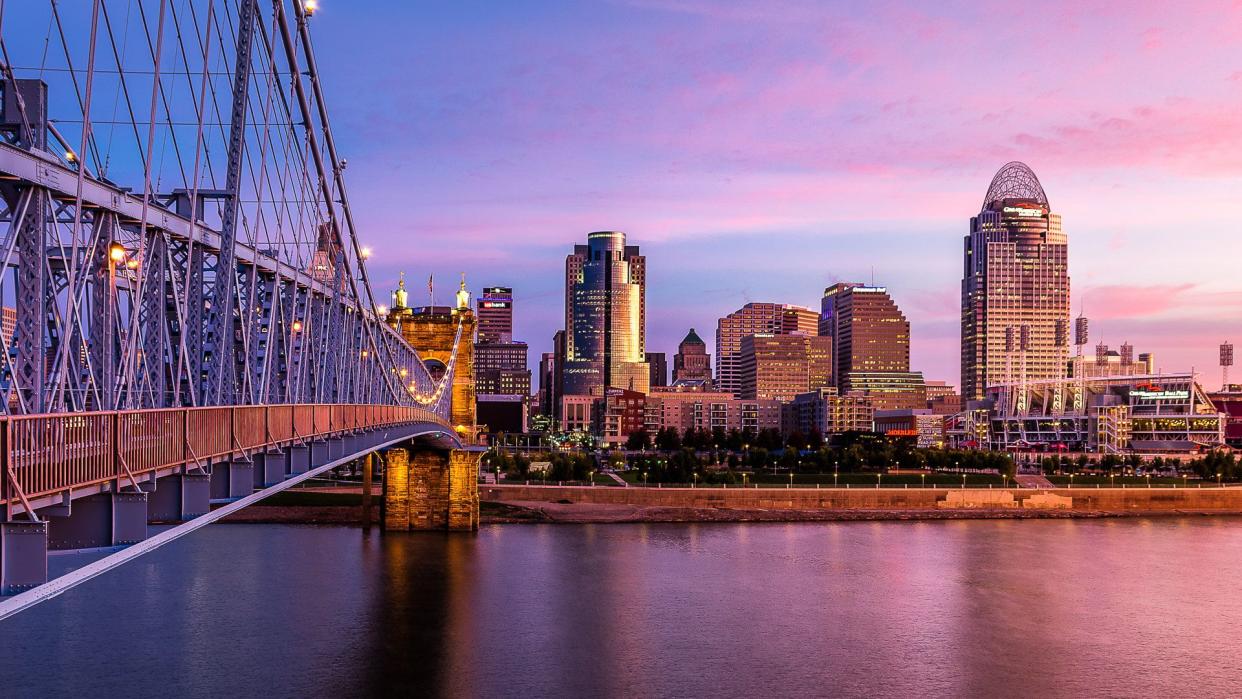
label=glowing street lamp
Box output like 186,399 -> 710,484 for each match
361,246 -> 372,260
303,0 -> 319,15
108,242 -> 127,263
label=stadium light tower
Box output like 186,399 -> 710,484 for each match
1222,341 -> 1234,391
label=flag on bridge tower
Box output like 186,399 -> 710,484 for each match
428,274 -> 434,307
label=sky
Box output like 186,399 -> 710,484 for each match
308,0 -> 1242,387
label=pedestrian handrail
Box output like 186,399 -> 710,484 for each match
2,404 -> 449,511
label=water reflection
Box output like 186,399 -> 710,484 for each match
3,519 -> 1242,698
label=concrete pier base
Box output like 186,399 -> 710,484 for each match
1,521 -> 48,595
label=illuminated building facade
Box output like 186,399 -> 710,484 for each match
962,162 -> 1070,401
562,232 -> 649,397
738,333 -> 831,402
476,287 -> 514,344
716,303 -> 817,397
983,373 -> 1225,454
644,389 -> 783,433
821,283 -> 924,409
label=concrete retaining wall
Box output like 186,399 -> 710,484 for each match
481,485 -> 1242,513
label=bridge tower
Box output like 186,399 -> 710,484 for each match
381,276 -> 479,531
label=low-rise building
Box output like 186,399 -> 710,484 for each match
982,373 -> 1225,454
644,388 -> 782,434
476,394 -> 528,434
596,388 -> 647,447
874,409 -> 946,449
787,389 -> 875,436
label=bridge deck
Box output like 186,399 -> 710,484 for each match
2,404 -> 456,518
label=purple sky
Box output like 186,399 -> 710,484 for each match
312,0 -> 1242,387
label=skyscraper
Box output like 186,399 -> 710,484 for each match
820,283 -> 924,409
473,285 -> 531,421
672,328 -> 712,385
561,231 -> 649,398
962,162 -> 1070,401
476,286 -> 513,344
716,303 -> 818,397
739,334 -> 812,401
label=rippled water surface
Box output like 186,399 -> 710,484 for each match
4,518 -> 1242,698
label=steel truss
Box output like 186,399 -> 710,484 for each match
0,1 -> 453,418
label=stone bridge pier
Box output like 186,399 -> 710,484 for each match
383,448 -> 479,531
380,275 -> 480,532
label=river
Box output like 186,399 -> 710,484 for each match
3,518 -> 1242,697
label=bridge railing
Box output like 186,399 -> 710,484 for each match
2,404 -> 448,511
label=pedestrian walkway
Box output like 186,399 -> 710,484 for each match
1015,474 -> 1055,489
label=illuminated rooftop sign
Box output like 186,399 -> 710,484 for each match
1131,388 -> 1189,401
1003,206 -> 1044,217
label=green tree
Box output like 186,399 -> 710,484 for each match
626,429 -> 651,451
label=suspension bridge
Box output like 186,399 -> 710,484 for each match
0,0 -> 478,607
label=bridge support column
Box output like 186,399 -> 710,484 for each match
211,458 -> 254,501
383,448 -> 478,532
252,450 -> 286,488
288,444 -> 310,475
309,440 -> 331,469
447,450 -> 481,531
1,521 -> 48,595
46,491 -> 148,549
383,448 -> 410,531
149,473 -> 211,522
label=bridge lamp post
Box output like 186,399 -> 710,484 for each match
589,469 -> 595,487
360,246 -> 372,260
303,0 -> 320,16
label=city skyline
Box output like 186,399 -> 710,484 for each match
302,0 -> 1242,385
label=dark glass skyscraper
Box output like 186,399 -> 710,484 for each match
561,231 -> 649,397
961,162 -> 1070,401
